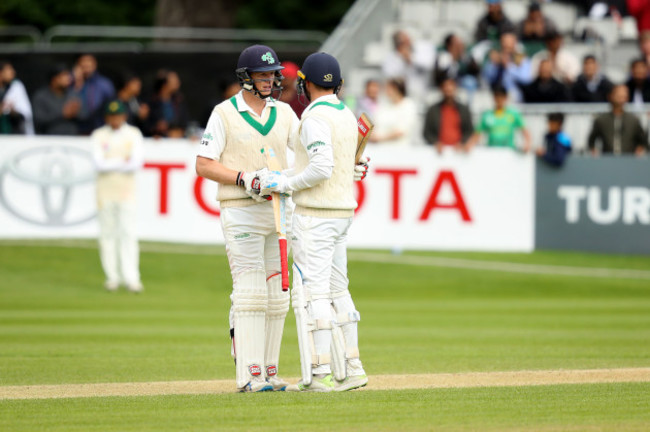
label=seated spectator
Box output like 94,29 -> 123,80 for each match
0,61 -> 34,135
521,59 -> 572,103
381,30 -> 435,99
33,64 -> 82,135
627,0 -> 650,34
116,72 -> 149,134
466,84 -> 532,152
626,58 -> 650,104
530,31 -> 581,84
423,76 -> 473,154
278,61 -> 305,118
73,54 -> 116,134
369,78 -> 417,147
475,0 -> 516,42
434,33 -> 480,92
518,2 -> 558,43
146,69 -> 189,138
588,84 -> 648,155
571,55 -> 614,102
356,79 -> 380,118
482,32 -> 533,102
537,112 -> 572,167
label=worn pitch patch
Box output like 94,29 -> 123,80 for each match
1,368 -> 649,400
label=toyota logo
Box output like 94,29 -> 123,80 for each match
0,145 -> 96,226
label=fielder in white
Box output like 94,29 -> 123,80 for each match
91,100 -> 144,293
195,45 -> 299,392
260,52 -> 369,392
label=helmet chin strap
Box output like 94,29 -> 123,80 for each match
296,77 -> 311,107
243,76 -> 283,100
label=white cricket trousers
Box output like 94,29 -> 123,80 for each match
220,200 -> 291,388
292,213 -> 363,376
97,200 -> 140,286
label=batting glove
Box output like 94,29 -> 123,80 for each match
259,170 -> 291,195
237,168 -> 269,202
353,156 -> 370,181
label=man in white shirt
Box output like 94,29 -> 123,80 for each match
92,100 -> 144,293
195,45 -> 299,393
260,52 -> 368,392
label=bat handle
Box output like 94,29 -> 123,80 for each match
279,238 -> 289,291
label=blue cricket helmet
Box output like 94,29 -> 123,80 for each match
298,52 -> 342,88
236,45 -> 284,73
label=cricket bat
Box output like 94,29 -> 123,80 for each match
261,147 -> 290,291
356,113 -> 374,164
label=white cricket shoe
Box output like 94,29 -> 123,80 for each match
239,377 -> 273,393
335,374 -> 368,392
287,374 -> 335,392
104,281 -> 119,292
127,282 -> 144,293
267,375 -> 289,391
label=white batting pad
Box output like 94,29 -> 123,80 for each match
265,274 -> 289,377
332,294 -> 365,377
232,269 -> 268,389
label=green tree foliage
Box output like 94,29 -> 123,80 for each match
0,0 -> 156,30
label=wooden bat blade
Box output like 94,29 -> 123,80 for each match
262,147 -> 290,291
356,113 -> 374,164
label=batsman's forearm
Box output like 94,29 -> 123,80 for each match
195,156 -> 238,185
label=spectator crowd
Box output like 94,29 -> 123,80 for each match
369,0 -> 650,160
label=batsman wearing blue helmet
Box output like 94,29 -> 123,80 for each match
259,52 -> 368,392
196,45 -> 300,392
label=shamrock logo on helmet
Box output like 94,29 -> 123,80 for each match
261,52 -> 276,64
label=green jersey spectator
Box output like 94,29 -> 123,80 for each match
466,84 -> 531,152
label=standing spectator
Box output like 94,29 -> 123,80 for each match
423,77 -> 473,153
278,61 -> 305,118
74,54 -> 116,134
0,61 -> 34,135
147,69 -> 189,138
369,78 -> 417,147
355,79 -> 380,118
521,59 -> 572,103
537,112 -> 572,167
32,64 -> 82,135
517,2 -> 558,43
571,55 -> 614,102
530,31 -> 581,84
434,33 -> 480,92
475,0 -> 516,42
482,32 -> 533,102
466,84 -> 532,151
115,73 -> 149,134
91,100 -> 145,292
627,0 -> 650,34
381,30 -> 435,99
588,84 -> 648,155
626,58 -> 650,104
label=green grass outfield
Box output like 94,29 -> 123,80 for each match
1,241 -> 649,431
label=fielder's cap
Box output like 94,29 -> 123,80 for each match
237,45 -> 284,73
528,1 -> 541,12
105,100 -> 127,115
298,52 -> 342,88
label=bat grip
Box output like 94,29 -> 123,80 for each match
279,238 -> 289,291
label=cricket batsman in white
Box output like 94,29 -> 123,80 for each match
195,45 -> 299,392
259,52 -> 368,392
92,100 -> 144,293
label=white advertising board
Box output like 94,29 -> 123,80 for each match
0,137 -> 534,251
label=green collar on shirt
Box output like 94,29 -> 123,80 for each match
230,96 -> 277,136
309,100 -> 345,111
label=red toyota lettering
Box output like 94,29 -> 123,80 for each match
144,162 -> 186,214
194,176 -> 220,216
375,168 -> 418,220
419,170 -> 471,222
